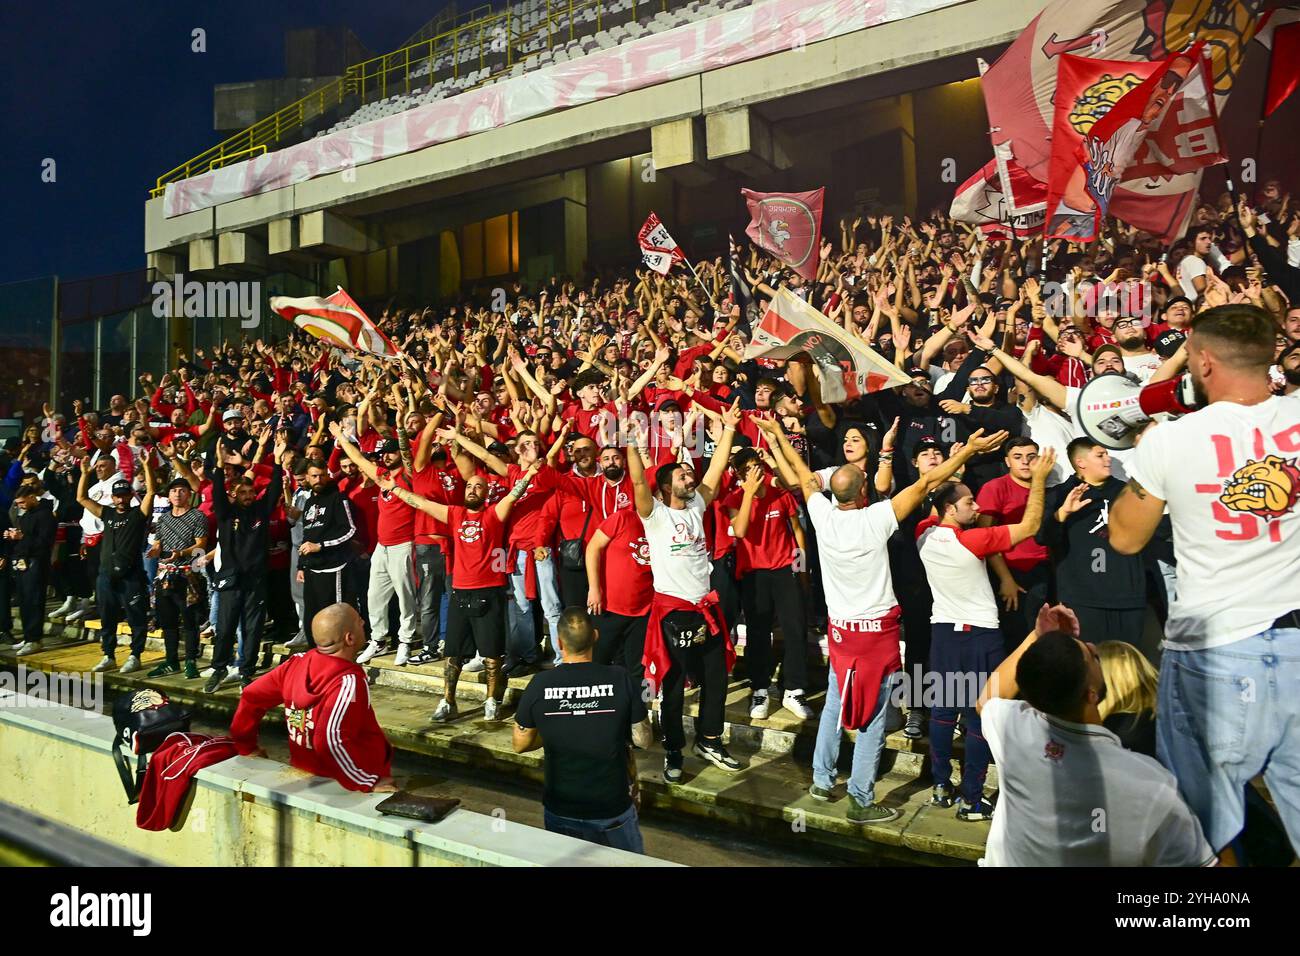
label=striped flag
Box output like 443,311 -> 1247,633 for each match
269,288 -> 400,359
743,288 -> 909,403
637,212 -> 686,275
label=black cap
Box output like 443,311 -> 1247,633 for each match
111,480 -> 132,496
167,478 -> 192,492
912,439 -> 944,460
379,439 -> 400,454
1154,328 -> 1187,358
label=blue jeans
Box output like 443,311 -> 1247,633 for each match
812,663 -> 895,805
543,803 -> 644,854
507,548 -> 562,663
1157,628 -> 1300,854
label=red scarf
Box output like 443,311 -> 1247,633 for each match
642,590 -> 735,694
826,607 -> 902,731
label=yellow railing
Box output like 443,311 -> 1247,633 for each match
152,0 -> 672,197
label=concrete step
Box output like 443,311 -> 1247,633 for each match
2,633 -> 990,865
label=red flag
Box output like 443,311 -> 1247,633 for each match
742,188 -> 825,281
270,288 -> 400,359
951,154 -> 1045,238
1258,10 -> 1300,116
981,0 -> 1265,242
637,212 -> 686,275
743,288 -> 908,402
1046,44 -> 1223,242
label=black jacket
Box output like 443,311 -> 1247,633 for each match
6,499 -> 56,572
211,455 -> 282,584
300,483 -> 358,571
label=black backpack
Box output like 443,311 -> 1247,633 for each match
111,689 -> 191,804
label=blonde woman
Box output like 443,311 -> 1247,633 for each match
1097,642 -> 1158,758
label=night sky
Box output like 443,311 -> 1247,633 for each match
0,1 -> 426,285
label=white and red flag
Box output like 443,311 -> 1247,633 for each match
742,188 -> 825,281
951,153 -> 1046,238
1256,7 -> 1300,116
743,288 -> 909,403
637,212 -> 686,275
270,287 -> 400,359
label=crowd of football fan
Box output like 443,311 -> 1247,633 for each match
2,178 -> 1299,864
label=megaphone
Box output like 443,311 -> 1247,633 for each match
1076,372 -> 1199,450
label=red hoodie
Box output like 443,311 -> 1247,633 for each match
230,650 -> 392,792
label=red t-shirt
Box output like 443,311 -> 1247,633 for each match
504,463 -> 560,548
337,475 -> 379,554
595,508 -> 653,617
723,485 -> 799,573
412,463 -> 462,548
975,475 -> 1050,572
446,505 -> 507,590
374,466 -> 416,547
562,402 -> 618,443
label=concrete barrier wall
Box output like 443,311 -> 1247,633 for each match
0,689 -> 677,868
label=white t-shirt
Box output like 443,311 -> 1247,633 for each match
1122,351 -> 1163,385
1127,396 -> 1300,650
805,495 -> 898,620
1024,405 -> 1073,486
915,519 -> 1008,630
1176,254 -> 1207,301
981,699 -> 1215,867
640,496 -> 711,603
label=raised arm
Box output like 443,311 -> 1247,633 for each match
697,398 -> 741,506
627,429 -> 655,519
377,473 -> 448,524
75,457 -> 102,519
890,429 -> 1009,521
440,426 -> 509,477
327,421 -> 381,483
495,460 -> 540,522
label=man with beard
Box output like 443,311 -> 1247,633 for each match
936,360 -> 1026,492
1111,315 -> 1162,383
77,455 -> 154,673
556,442 -> 634,609
1111,305 -> 1300,862
1278,342 -> 1300,398
297,461 -> 362,649
379,464 -> 537,722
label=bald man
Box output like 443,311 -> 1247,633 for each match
230,603 -> 395,792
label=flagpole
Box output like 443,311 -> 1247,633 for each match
683,256 -> 721,315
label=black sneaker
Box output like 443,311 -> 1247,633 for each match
956,799 -> 995,822
240,676 -> 256,691
664,749 -> 684,783
904,708 -> 925,740
204,666 -> 228,694
147,661 -> 181,678
930,782 -> 957,808
693,738 -> 742,772
809,783 -> 833,801
408,649 -> 442,666
503,659 -> 540,678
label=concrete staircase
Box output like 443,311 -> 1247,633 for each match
2,605 -> 993,865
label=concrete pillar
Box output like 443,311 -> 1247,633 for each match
147,251 -> 181,279
563,198 -> 588,276
300,210 -> 370,255
218,232 -> 267,271
188,238 -> 217,272
268,218 -> 299,256
651,117 -> 712,186
705,106 -> 790,178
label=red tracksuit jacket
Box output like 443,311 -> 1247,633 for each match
230,650 -> 392,792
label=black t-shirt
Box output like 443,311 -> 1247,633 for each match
1038,476 -> 1146,609
101,507 -> 147,576
515,661 -> 647,819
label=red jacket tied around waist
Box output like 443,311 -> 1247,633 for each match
642,590 -> 735,694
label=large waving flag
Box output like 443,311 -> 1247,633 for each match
1257,8 -> 1300,116
270,287 -> 400,359
981,0 -> 1266,242
744,288 -> 910,403
637,212 -> 687,275
951,153 -> 1046,238
742,188 -> 825,281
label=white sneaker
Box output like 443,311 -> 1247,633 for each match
221,669 -> 243,686
356,640 -> 387,665
15,641 -> 41,657
120,655 -> 141,674
749,690 -> 770,720
394,643 -> 411,667
200,666 -> 217,679
51,597 -> 76,620
432,698 -> 458,722
783,689 -> 815,720
463,655 -> 485,673
483,697 -> 500,721
91,654 -> 115,673
65,601 -> 92,623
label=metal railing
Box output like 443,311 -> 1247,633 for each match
153,0 -> 674,198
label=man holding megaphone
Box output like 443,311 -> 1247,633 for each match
1109,305 -> 1300,863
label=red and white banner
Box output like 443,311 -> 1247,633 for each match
981,0 -> 1266,242
1257,8 -> 1300,116
744,287 -> 909,402
951,153 -> 1046,238
742,187 -> 825,280
270,288 -> 400,359
638,212 -> 686,275
163,0 -> 965,218
1047,45 -> 1223,241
